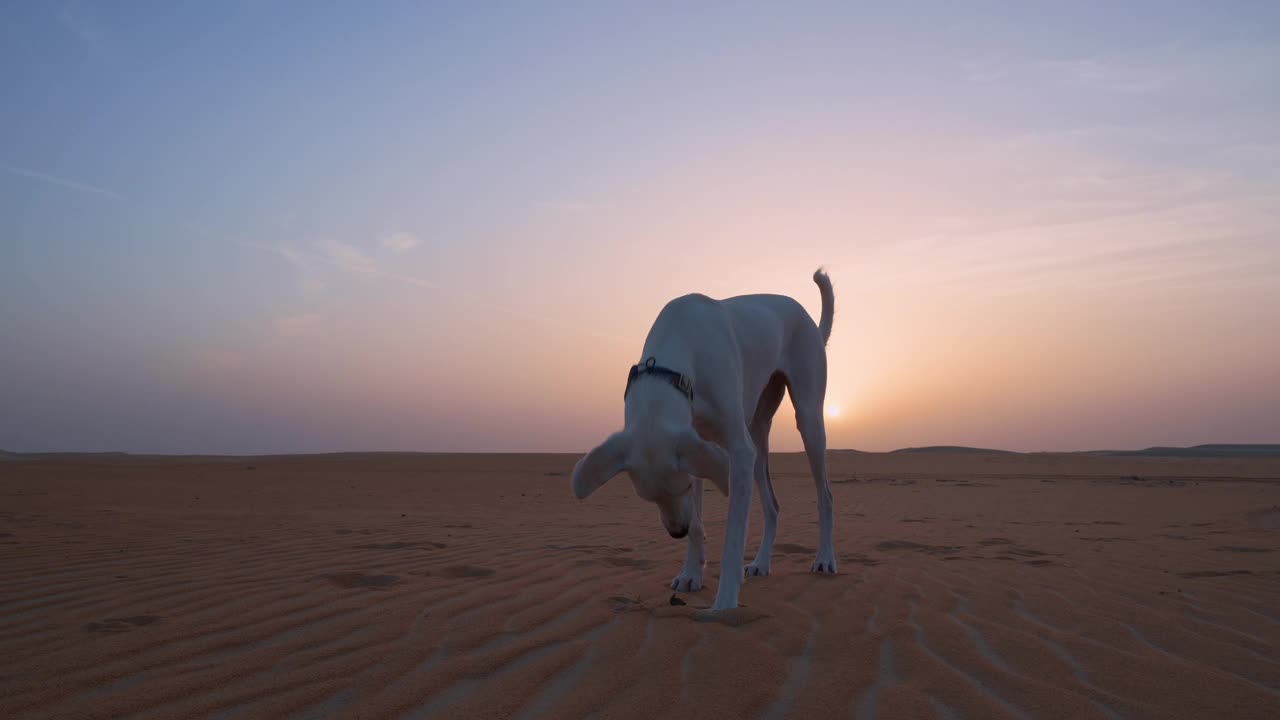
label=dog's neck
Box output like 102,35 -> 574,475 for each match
624,376 -> 691,425
622,342 -> 696,438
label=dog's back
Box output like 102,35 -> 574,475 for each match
651,270 -> 833,352
723,269 -> 834,352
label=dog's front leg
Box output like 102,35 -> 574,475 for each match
710,440 -> 756,610
671,477 -> 705,592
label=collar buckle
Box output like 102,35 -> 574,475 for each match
624,356 -> 694,403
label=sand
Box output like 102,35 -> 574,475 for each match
1,450 -> 1278,719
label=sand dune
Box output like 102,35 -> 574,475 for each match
1,451 -> 1278,719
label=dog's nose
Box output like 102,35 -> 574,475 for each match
668,526 -> 689,539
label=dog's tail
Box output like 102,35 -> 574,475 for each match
813,267 -> 835,345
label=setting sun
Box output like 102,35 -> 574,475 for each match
825,404 -> 842,419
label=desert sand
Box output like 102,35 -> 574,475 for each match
1,450 -> 1278,719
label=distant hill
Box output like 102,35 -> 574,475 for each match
1088,444 -> 1280,458
889,446 -> 1016,455
884,444 -> 1280,457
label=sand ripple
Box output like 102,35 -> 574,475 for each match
1,451 -> 1277,719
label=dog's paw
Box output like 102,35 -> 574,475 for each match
810,558 -> 838,575
671,573 -> 703,592
745,562 -> 770,577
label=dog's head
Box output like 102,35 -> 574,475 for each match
571,428 -> 728,538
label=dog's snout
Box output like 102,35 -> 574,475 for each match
668,525 -> 689,539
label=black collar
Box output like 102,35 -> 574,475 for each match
624,356 -> 693,403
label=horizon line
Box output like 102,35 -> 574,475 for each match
4,442 -> 1278,459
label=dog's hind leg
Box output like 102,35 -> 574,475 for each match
746,373 -> 787,577
787,359 -> 837,574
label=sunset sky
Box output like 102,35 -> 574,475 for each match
3,3 -> 1278,454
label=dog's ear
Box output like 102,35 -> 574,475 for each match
571,431 -> 630,499
677,430 -> 729,496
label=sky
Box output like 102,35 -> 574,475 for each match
2,2 -> 1278,454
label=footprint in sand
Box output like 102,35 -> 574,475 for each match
773,543 -> 816,555
546,543 -> 634,555
692,606 -> 769,626
1245,506 -> 1280,530
323,572 -> 401,588
354,541 -> 448,550
840,553 -> 883,566
1177,570 -> 1253,578
598,556 -> 653,569
438,565 -> 496,578
877,540 -> 961,555
84,615 -> 161,633
1007,546 -> 1055,558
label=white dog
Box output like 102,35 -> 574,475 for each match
572,269 -> 836,610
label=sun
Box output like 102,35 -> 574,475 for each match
825,404 -> 842,419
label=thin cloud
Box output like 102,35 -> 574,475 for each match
3,164 -> 122,200
321,240 -> 377,273
963,53 -> 1168,93
381,231 -> 421,253
276,313 -> 323,338
1037,58 -> 1169,94
232,240 -> 326,290
535,200 -> 594,213
58,2 -> 107,53
239,239 -> 306,268
239,240 -> 630,345
970,43 -> 1280,97
193,350 -> 242,375
237,239 -> 433,287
